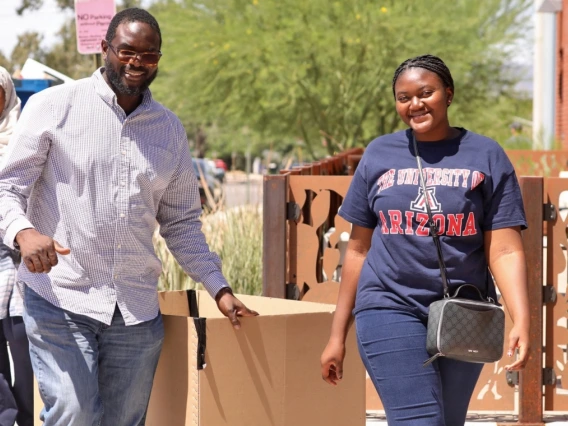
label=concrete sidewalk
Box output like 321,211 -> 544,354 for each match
224,171 -> 264,183
366,411 -> 568,425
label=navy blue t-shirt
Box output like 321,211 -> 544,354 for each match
338,128 -> 527,317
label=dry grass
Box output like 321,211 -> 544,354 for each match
154,205 -> 263,295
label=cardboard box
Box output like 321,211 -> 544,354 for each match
146,290 -> 365,426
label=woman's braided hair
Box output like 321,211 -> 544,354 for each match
392,54 -> 454,97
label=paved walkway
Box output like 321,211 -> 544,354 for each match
224,171 -> 264,183
366,411 -> 568,425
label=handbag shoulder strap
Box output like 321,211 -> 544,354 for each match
411,134 -> 450,297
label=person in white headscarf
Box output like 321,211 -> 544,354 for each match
0,66 -> 32,426
0,66 -> 21,159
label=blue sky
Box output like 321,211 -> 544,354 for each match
0,0 -> 73,58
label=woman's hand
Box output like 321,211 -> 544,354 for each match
484,227 -> 530,372
320,225 -> 372,387
320,339 -> 346,386
505,322 -> 530,371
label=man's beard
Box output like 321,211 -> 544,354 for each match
104,60 -> 158,97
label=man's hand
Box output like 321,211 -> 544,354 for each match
215,289 -> 259,330
15,228 -> 70,273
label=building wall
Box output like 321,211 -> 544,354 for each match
556,1 -> 568,148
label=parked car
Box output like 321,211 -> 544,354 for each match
214,158 -> 228,171
208,159 -> 226,183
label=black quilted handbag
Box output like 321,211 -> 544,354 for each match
424,285 -> 504,366
410,134 -> 505,367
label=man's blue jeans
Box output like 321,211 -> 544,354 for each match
23,285 -> 164,426
355,308 -> 483,426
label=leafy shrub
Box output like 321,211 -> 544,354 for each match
154,205 -> 263,295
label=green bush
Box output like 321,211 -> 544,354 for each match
154,205 -> 263,295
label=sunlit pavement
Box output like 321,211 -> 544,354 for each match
366,411 -> 568,425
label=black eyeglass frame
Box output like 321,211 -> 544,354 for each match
106,42 -> 163,66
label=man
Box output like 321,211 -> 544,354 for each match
0,8 -> 257,426
503,121 -> 532,150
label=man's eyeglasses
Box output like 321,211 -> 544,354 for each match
106,43 -> 162,66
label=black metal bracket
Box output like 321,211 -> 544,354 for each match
543,367 -> 556,386
506,370 -> 519,386
543,286 -> 557,304
286,283 -> 300,300
543,203 -> 557,222
194,318 -> 207,370
286,202 -> 301,221
506,367 -> 556,387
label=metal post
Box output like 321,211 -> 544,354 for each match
262,174 -> 288,298
497,177 -> 544,426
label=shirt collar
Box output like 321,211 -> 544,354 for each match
92,68 -> 154,113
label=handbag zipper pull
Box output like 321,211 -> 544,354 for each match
423,353 -> 442,368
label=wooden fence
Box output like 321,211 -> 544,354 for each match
262,148 -> 568,424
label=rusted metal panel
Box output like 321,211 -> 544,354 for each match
544,178 -> 568,411
347,154 -> 362,175
506,150 -> 568,177
262,175 -> 288,299
312,161 -> 322,176
289,176 -> 352,302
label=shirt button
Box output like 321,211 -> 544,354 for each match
117,244 -> 122,249
121,150 -> 127,155
120,213 -> 125,218
120,182 -> 126,187
114,275 -> 118,279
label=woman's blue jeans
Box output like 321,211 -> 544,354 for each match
355,308 -> 483,426
23,285 -> 164,426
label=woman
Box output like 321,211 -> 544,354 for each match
0,66 -> 33,426
320,55 -> 529,425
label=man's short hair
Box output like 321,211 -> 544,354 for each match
510,122 -> 523,132
106,8 -> 162,48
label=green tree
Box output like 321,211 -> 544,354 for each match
150,0 -> 532,157
10,32 -> 46,70
43,19 -> 96,80
16,0 -> 141,13
16,0 -> 73,14
0,52 -> 10,70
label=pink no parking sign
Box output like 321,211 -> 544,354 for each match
75,0 -> 116,55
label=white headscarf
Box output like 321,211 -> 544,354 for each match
0,66 -> 21,158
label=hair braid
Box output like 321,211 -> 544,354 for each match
392,54 -> 454,97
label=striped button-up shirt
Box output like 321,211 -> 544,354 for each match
0,69 -> 229,325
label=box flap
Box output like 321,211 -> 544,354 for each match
283,314 -> 366,425
196,290 -> 337,317
146,316 -> 199,426
158,290 -> 191,317
199,315 -> 288,425
152,291 -> 365,426
159,290 -> 338,319
198,309 -> 365,426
